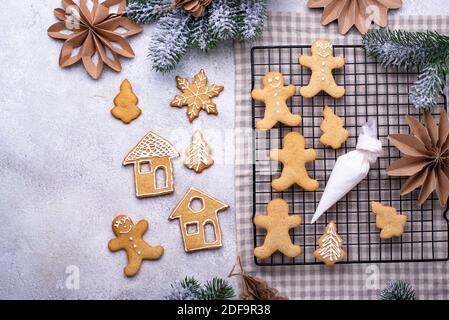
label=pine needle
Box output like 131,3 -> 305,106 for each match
363,29 -> 449,109
126,0 -> 267,72
380,280 -> 417,300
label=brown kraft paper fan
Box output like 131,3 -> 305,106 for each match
308,0 -> 402,35
47,0 -> 143,80
387,111 -> 449,207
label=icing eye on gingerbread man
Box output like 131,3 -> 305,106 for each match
112,215 -> 134,236
312,40 -> 333,58
264,72 -> 284,88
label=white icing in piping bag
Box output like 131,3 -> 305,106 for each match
311,120 -> 383,224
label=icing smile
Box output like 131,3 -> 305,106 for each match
120,225 -> 133,234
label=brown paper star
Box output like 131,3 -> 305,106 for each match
164,0 -> 213,17
308,0 -> 402,34
47,0 -> 143,80
171,69 -> 224,122
387,111 -> 449,207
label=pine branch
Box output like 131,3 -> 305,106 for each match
363,29 -> 449,68
363,29 -> 449,109
236,0 -> 267,40
380,280 -> 416,300
125,0 -> 267,71
149,10 -> 191,72
410,63 -> 448,109
181,276 -> 202,296
165,277 -> 202,300
201,277 -> 235,300
166,276 -> 235,300
189,17 -> 218,51
126,0 -> 169,24
208,0 -> 238,40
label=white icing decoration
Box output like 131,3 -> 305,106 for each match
316,42 -> 332,49
119,224 -> 133,234
317,52 -> 330,58
315,222 -> 344,262
184,130 -> 214,173
114,216 -> 130,228
129,237 -> 133,241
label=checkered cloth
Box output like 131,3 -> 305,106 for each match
234,12 -> 449,300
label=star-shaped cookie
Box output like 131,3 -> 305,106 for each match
170,69 -> 224,122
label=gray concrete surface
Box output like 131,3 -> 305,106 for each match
0,0 -> 448,299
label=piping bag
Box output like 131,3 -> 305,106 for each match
311,119 -> 383,224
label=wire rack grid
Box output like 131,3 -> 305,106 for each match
251,44 -> 449,266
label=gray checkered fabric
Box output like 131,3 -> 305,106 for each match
234,12 -> 449,300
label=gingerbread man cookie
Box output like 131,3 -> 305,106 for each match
371,202 -> 407,239
251,71 -> 301,130
299,40 -> 345,98
254,199 -> 302,259
108,215 -> 164,277
320,105 -> 349,149
270,132 -> 319,191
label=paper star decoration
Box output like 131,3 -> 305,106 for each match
387,111 -> 449,207
171,69 -> 224,122
308,0 -> 402,35
47,0 -> 143,79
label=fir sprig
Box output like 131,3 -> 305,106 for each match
201,277 -> 235,300
126,0 -> 267,72
380,280 -> 417,300
166,276 -> 235,300
363,29 -> 449,109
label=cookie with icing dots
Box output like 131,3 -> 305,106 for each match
251,71 -> 301,130
108,215 -> 164,277
299,39 -> 345,98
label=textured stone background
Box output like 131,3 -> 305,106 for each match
0,0 -> 448,299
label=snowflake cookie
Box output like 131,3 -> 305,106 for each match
170,69 -> 224,122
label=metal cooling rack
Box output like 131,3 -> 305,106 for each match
251,45 -> 449,266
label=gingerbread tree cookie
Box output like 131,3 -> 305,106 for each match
108,215 -> 164,277
251,71 -> 301,130
314,221 -> 346,266
171,69 -> 224,122
299,39 -> 345,98
320,105 -> 349,149
371,202 -> 407,239
111,79 -> 142,124
270,132 -> 319,192
254,199 -> 302,259
184,130 -> 214,173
